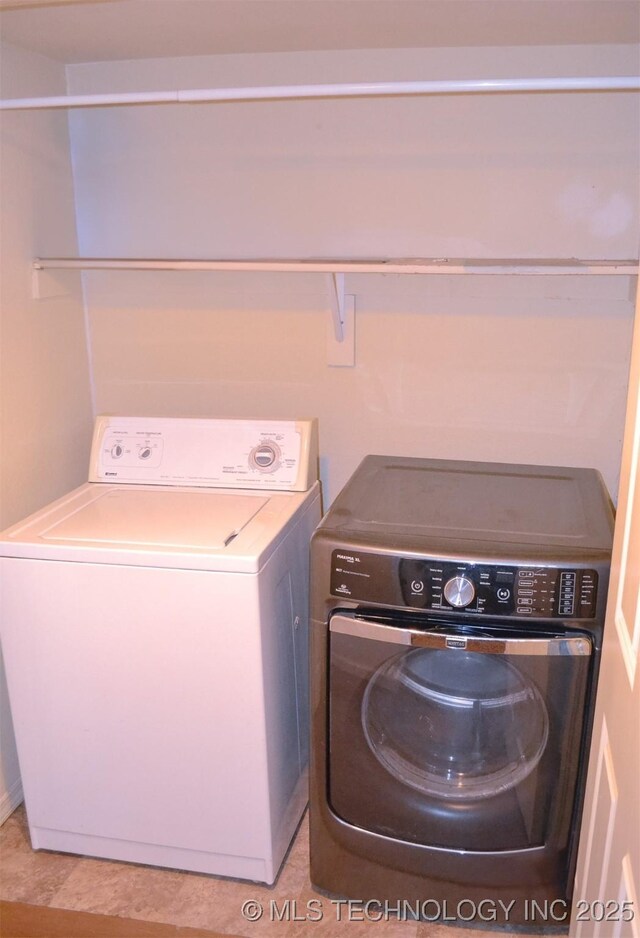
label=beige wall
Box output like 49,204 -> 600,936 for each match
81,270 -> 634,506
0,41 -> 93,819
66,45 -> 639,505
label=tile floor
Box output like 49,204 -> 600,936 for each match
0,805 -> 530,938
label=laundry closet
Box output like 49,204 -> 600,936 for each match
0,1 -> 638,931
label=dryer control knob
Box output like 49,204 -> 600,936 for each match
443,576 -> 475,608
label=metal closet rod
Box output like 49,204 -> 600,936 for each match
2,76 -> 639,110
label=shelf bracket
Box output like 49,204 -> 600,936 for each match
327,274 -> 355,366
328,272 -> 345,342
32,264 -> 72,300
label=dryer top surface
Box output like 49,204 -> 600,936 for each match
320,456 -> 614,558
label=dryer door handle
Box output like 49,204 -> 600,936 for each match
329,614 -> 592,657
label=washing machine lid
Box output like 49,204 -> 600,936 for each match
40,488 -> 268,551
323,455 -> 613,557
0,481 -> 320,573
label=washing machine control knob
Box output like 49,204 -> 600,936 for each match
249,442 -> 281,473
443,576 -> 475,608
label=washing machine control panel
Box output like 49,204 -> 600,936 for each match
330,550 -> 598,619
89,416 -> 318,491
399,559 -> 598,618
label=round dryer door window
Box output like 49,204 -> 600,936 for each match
362,648 -> 549,800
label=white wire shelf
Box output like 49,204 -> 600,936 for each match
33,257 -> 639,276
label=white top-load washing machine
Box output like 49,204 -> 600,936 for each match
0,416 -> 321,884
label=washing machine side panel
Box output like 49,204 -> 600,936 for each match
257,491 -> 321,875
0,557 -> 277,878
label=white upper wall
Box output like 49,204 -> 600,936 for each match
66,45 -> 639,260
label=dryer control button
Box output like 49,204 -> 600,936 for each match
443,576 -> 475,608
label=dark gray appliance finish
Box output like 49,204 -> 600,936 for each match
309,456 -> 614,928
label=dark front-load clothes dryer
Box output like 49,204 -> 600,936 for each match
309,456 -> 613,928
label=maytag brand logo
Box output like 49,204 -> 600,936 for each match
446,636 -> 467,650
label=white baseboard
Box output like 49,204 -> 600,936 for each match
0,778 -> 23,825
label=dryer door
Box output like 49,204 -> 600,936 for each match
328,613 -> 592,853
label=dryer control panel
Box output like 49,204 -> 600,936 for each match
330,550 -> 598,619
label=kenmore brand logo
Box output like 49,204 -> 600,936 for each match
105,471 -> 118,476
446,637 -> 467,650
